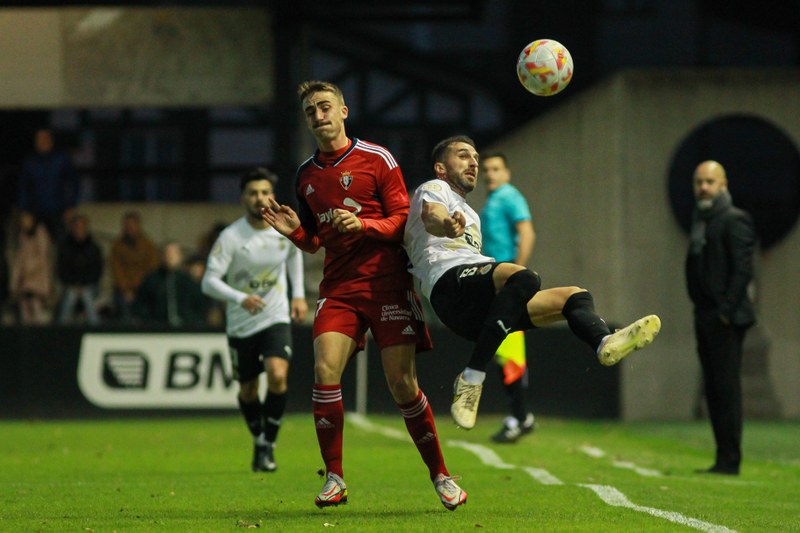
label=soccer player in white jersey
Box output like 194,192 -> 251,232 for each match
202,167 -> 308,472
404,136 -> 661,430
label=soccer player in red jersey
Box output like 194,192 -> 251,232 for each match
261,80 -> 466,511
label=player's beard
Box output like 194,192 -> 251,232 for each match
446,170 -> 476,196
247,204 -> 265,222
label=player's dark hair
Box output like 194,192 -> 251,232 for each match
240,167 -> 278,191
297,80 -> 345,105
431,135 -> 476,167
481,152 -> 508,166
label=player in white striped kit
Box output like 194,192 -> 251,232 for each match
202,167 -> 308,472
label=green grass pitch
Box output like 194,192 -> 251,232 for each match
1,414 -> 798,532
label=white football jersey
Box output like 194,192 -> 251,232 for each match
404,179 -> 494,299
202,217 -> 305,338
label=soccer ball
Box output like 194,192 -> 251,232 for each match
516,39 -> 574,97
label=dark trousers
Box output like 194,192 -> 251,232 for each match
694,310 -> 746,469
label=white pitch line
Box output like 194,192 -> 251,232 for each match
580,445 -> 606,458
521,466 -> 564,485
349,415 -> 735,533
612,460 -> 663,477
582,445 -> 663,477
580,484 -> 737,533
446,440 -> 517,469
347,412 -> 409,441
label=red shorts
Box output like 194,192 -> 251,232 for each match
313,289 -> 433,354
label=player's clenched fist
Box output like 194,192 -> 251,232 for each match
443,211 -> 466,238
332,208 -> 363,233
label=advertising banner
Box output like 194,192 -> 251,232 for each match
78,333 -> 238,408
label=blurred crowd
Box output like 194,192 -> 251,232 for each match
0,128 -> 225,328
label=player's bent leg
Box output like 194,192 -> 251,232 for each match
527,286 -> 585,327
264,357 -> 289,394
457,268 -> 539,430
598,314 -> 662,366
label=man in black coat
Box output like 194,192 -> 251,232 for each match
686,160 -> 756,476
57,213 -> 104,325
134,242 -> 210,327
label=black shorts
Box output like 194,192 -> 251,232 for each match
430,262 -> 532,342
228,323 -> 292,382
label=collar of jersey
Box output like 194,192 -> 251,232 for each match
312,137 -> 358,168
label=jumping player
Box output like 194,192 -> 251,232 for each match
404,135 -> 661,430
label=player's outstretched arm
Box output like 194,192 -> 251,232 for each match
421,200 -> 466,238
261,198 -> 300,236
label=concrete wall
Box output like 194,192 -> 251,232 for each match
485,69 -> 800,420
0,7 -> 273,108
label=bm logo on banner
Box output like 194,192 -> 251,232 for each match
78,334 -> 239,408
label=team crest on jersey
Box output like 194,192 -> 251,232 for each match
339,171 -> 353,190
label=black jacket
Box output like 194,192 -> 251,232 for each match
685,204 -> 756,328
57,234 -> 104,286
133,267 -> 210,326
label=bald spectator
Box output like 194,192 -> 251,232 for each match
134,242 -> 210,327
686,160 -> 756,476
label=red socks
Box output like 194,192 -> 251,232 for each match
314,385 -> 448,482
399,390 -> 448,480
313,384 -> 344,478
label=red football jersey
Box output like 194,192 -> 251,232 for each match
290,138 -> 413,297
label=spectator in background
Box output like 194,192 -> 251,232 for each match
134,241 -> 210,327
480,153 -> 537,443
57,213 -> 103,325
109,211 -> 159,322
9,211 -> 54,324
686,160 -> 756,476
17,129 -> 80,243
